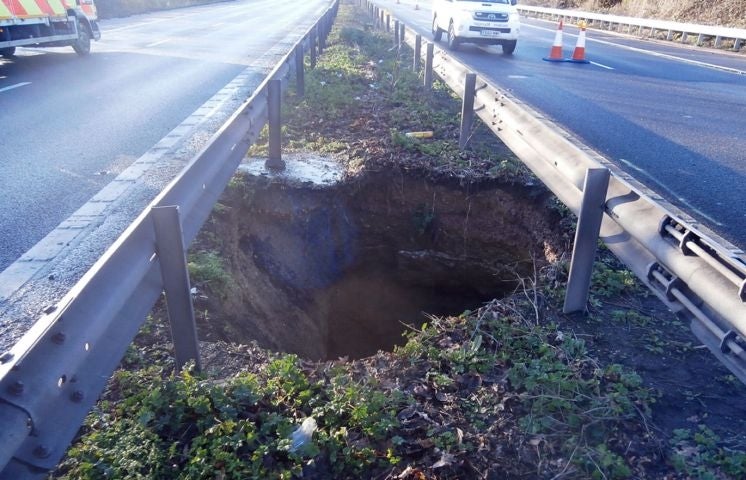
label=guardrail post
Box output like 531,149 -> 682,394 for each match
563,168 -> 611,314
735,39 -> 743,51
310,29 -> 317,68
0,403 -> 31,474
318,23 -> 325,53
399,24 -> 405,45
414,34 -> 422,72
424,42 -> 434,91
386,14 -> 391,32
394,20 -> 400,45
151,205 -> 202,372
267,79 -> 285,170
459,73 -> 477,149
380,10 -> 385,30
295,45 -> 305,97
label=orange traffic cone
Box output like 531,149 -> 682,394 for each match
543,21 -> 564,62
568,25 -> 590,63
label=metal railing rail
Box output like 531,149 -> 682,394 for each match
517,5 -> 746,50
365,1 -> 746,381
0,1 -> 339,477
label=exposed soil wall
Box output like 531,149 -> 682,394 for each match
194,166 -> 563,360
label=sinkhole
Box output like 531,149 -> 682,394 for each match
192,155 -> 562,360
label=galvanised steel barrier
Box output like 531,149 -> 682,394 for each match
364,1 -> 746,383
0,1 -> 338,477
518,5 -> 746,51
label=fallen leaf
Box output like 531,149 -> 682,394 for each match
432,452 -> 457,469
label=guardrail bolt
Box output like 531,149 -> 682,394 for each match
33,445 -> 51,459
8,380 -> 24,396
0,352 -> 13,364
52,332 -> 66,344
71,390 -> 85,403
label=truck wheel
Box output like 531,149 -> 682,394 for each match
447,21 -> 460,50
0,47 -> 16,57
432,16 -> 443,41
502,40 -> 517,55
73,22 -> 91,56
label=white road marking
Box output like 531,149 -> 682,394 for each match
146,39 -> 171,48
106,17 -> 174,33
618,158 -> 724,226
211,22 -> 225,28
590,61 -> 614,70
525,23 -> 746,75
0,82 -> 31,94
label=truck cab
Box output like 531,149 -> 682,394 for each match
432,0 -> 520,54
0,0 -> 101,57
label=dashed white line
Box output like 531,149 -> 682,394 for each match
106,17 -> 174,33
618,158 -> 724,226
590,61 -> 614,70
0,82 -> 31,93
146,39 -> 171,48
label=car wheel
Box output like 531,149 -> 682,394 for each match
432,16 -> 443,41
502,40 -> 517,55
447,21 -> 460,50
0,47 -> 16,57
73,22 -> 91,56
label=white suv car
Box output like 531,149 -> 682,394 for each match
432,0 -> 520,54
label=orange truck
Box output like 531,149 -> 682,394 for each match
1,0 -> 100,57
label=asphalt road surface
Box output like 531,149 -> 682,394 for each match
0,0 -> 331,272
376,0 -> 746,252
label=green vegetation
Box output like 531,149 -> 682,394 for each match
56,357 -> 406,479
57,296 -> 658,479
188,250 -> 230,296
671,426 -> 746,479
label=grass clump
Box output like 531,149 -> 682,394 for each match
56,357 -> 407,480
188,250 -> 230,296
397,299 -> 656,479
670,425 -> 746,479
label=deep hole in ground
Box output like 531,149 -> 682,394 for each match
193,158 -> 563,360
